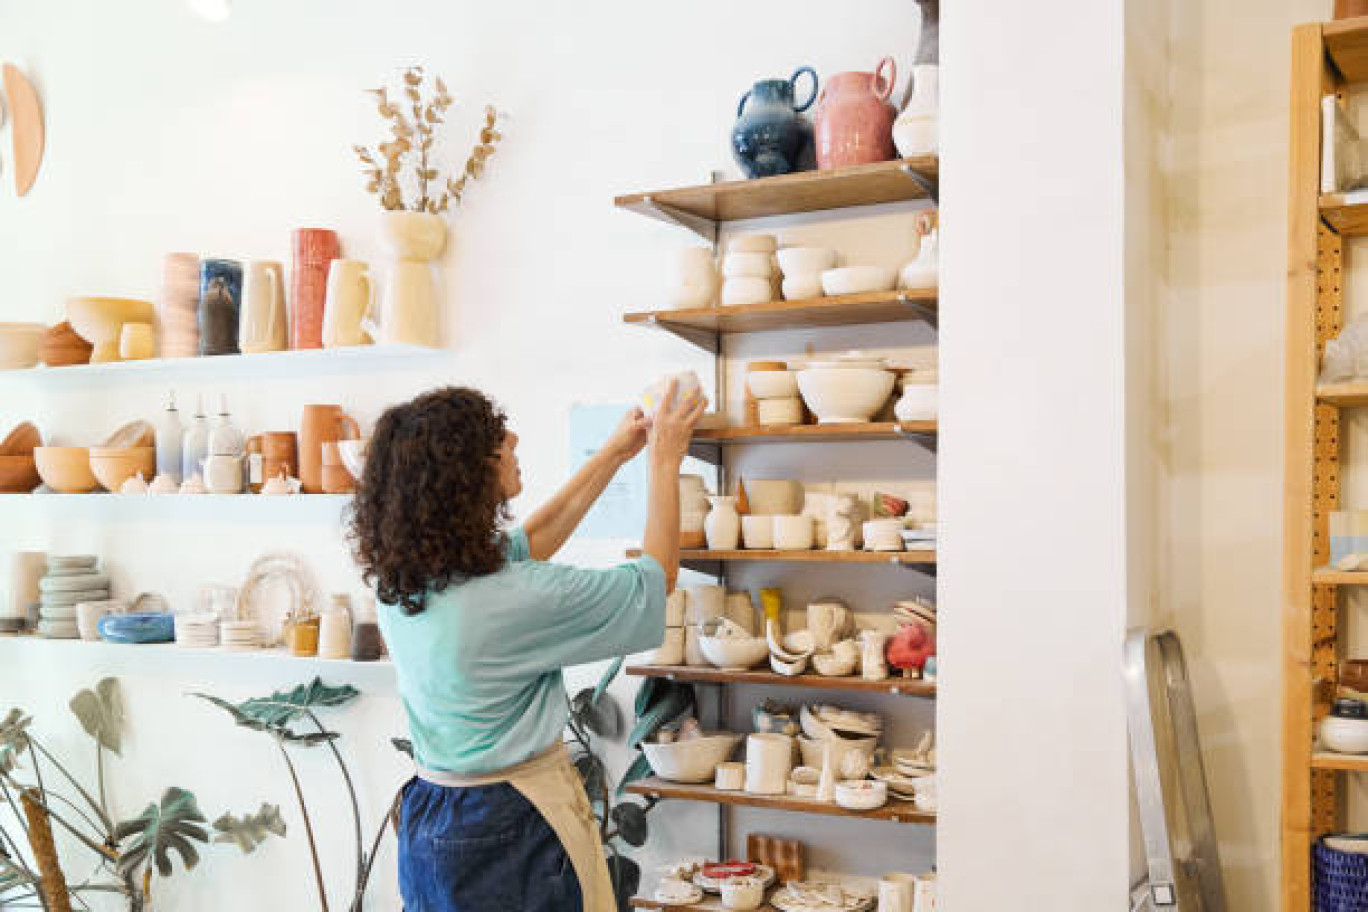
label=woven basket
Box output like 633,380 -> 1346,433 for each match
1315,840 -> 1368,912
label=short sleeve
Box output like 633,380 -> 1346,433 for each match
504,528 -> 531,563
513,555 -> 667,671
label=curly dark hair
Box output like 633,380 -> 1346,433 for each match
348,386 -> 511,615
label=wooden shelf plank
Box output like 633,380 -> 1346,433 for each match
624,290 -> 936,348
627,548 -> 936,566
615,157 -> 938,225
1312,751 -> 1368,772
1312,569 -> 1368,586
1325,17 -> 1368,84
631,897 -> 763,911
692,421 -> 935,447
1320,193 -> 1368,236
624,777 -> 934,825
1317,382 -> 1368,406
626,664 -> 936,696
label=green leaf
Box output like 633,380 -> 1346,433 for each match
605,852 -> 640,911
235,678 -> 359,727
616,751 -> 653,796
113,787 -> 209,881
610,802 -> 648,847
573,753 -> 606,806
633,676 -> 662,719
592,656 -> 624,706
70,677 -> 123,756
627,681 -> 694,749
391,738 -> 414,758
212,803 -> 286,853
0,708 -> 32,776
571,688 -> 621,739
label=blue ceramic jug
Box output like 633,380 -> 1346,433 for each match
731,66 -> 819,179
198,258 -> 244,356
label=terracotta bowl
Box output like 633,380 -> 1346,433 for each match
0,322 -> 45,369
40,322 -> 93,367
88,447 -> 156,492
0,454 -> 40,492
34,447 -> 97,493
1,421 -> 41,455
67,297 -> 155,363
101,420 -> 155,449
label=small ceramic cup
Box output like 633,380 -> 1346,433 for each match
741,515 -> 774,549
773,514 -> 815,550
647,628 -> 686,666
714,761 -> 745,791
721,876 -> 765,910
863,519 -> 905,552
745,733 -> 793,796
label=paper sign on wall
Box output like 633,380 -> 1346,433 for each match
569,404 -> 647,539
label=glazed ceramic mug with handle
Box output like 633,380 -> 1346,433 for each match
323,259 -> 375,348
239,260 -> 286,354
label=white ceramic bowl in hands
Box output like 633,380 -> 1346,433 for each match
821,266 -> 897,296
723,252 -> 775,279
776,247 -> 838,277
642,371 -> 702,415
746,370 -> 799,400
722,277 -> 773,307
797,367 -> 896,424
699,633 -> 769,670
642,732 -> 744,783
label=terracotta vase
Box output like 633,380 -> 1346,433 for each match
813,56 -> 898,169
299,405 -> 359,494
159,253 -> 201,358
291,229 -> 341,350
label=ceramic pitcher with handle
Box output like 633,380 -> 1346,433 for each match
813,56 -> 898,169
299,405 -> 360,494
731,66 -> 819,178
238,260 -> 286,354
322,259 -> 375,348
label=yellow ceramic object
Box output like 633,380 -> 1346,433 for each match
760,588 -> 784,623
67,297 -> 155,363
119,322 -> 156,360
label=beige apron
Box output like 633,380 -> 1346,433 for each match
418,744 -> 615,912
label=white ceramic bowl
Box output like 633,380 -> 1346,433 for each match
722,277 -> 773,307
723,252 -> 775,279
773,514 -> 815,550
699,634 -> 769,670
642,732 -> 744,783
835,779 -> 888,811
1321,714 -> 1368,754
729,234 -> 777,254
337,438 -> 369,481
812,651 -> 859,677
781,274 -> 824,301
745,479 -> 804,515
895,384 -> 938,422
0,323 -> 45,370
797,367 -> 896,424
756,398 -> 804,426
746,370 -> 799,400
797,735 -> 879,776
776,247 -> 838,277
821,266 -> 897,296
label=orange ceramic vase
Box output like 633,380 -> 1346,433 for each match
299,405 -> 359,494
291,229 -> 340,350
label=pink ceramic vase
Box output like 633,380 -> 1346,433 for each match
159,252 -> 201,358
291,229 -> 340,350
813,56 -> 898,170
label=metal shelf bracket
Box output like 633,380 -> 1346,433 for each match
622,196 -> 719,243
899,163 -> 939,205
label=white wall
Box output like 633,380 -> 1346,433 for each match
937,0 -> 1133,909
0,1 -> 946,908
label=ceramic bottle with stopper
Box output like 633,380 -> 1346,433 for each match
181,395 -> 210,484
205,394 -> 246,495
155,390 -> 183,485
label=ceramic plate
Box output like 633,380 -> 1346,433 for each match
771,881 -> 876,912
653,880 -> 705,904
694,863 -> 775,894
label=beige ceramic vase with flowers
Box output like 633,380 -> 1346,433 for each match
365,211 -> 446,347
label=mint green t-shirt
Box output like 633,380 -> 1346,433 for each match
378,528 -> 667,774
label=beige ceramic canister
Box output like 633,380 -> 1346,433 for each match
5,551 -> 46,622
318,595 -> 354,659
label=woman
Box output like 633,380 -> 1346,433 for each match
349,381 -> 704,912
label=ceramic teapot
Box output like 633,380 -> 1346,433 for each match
731,66 -> 819,178
813,56 -> 897,169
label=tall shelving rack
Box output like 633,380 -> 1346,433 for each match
1284,16 -> 1368,911
615,157 -> 939,909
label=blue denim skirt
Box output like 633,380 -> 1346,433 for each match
398,776 -> 584,911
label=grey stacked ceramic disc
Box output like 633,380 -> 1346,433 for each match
47,555 -> 98,572
40,573 -> 109,593
39,558 -> 108,627
38,618 -> 80,639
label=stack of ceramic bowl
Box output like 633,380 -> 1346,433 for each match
220,620 -> 263,651
175,612 -> 220,648
720,234 -> 777,307
679,474 -> 709,549
159,253 -> 201,358
0,422 -> 42,494
797,352 -> 897,425
38,555 -> 108,639
776,246 -> 838,301
746,361 -> 803,426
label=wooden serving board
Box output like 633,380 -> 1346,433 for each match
3,64 -> 45,196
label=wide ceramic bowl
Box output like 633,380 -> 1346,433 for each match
1320,714 -> 1368,754
34,447 -> 97,493
835,779 -> 888,811
699,634 -> 769,670
776,247 -> 838,277
821,266 -> 897,296
337,437 -> 370,481
67,297 -> 156,363
89,447 -> 156,492
744,479 -> 804,515
797,735 -> 879,777
746,370 -> 799,400
797,367 -> 896,424
0,322 -> 45,369
642,733 -> 744,783
0,454 -> 40,492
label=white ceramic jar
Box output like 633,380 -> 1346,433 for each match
668,247 -> 718,310
721,876 -> 765,911
1321,708 -> 1368,754
745,733 -> 793,795
705,496 -> 741,550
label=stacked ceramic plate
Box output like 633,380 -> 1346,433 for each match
771,881 -> 877,912
219,620 -> 263,651
38,555 -> 108,639
174,612 -> 220,648
802,704 -> 884,740
869,765 -> 932,801
900,524 -> 937,550
893,598 -> 937,630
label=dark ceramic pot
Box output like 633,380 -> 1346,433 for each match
198,258 -> 244,356
731,67 -> 819,179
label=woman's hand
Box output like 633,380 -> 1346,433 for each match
649,379 -> 707,468
604,406 -> 651,465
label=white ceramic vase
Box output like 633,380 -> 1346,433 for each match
705,496 -> 741,550
367,211 -> 446,347
238,260 -> 286,354
860,629 -> 891,681
899,227 -> 939,289
893,64 -> 939,158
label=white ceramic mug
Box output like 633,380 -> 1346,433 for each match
714,761 -> 745,791
323,259 -> 375,348
648,627 -> 685,666
741,514 -> 774,549
745,733 -> 793,795
879,873 -> 918,912
686,585 -> 725,625
721,876 -> 765,910
807,599 -> 852,652
238,259 -> 286,354
772,514 -> 815,550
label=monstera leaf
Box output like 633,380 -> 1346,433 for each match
0,709 -> 31,776
627,679 -> 694,749
193,678 -> 358,745
212,803 -> 286,853
592,656 -> 624,705
605,852 -> 641,911
70,677 -> 123,755
616,751 -> 654,797
570,688 -> 621,739
610,802 -> 648,847
113,787 -> 209,880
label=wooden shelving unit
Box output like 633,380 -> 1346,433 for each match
626,548 -> 935,569
631,897 -> 771,911
1283,18 -> 1368,910
626,664 -> 936,697
692,420 -> 936,446
624,777 -> 933,825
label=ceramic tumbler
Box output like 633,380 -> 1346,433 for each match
745,733 -> 793,795
291,228 -> 341,350
714,762 -> 745,791
299,405 -> 359,494
813,57 -> 898,169
6,551 -> 45,620
198,258 -> 244,356
159,252 -> 201,358
239,260 -> 286,354
261,431 -> 298,483
879,873 -> 917,912
741,514 -> 773,549
323,259 -> 375,348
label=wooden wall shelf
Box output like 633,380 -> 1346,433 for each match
624,290 -> 936,352
626,664 -> 936,697
1310,569 -> 1368,586
624,777 -> 934,825
1316,382 -> 1368,406
693,421 -> 936,446
627,548 -> 935,568
1324,16 -> 1368,84
1320,193 -> 1368,236
1312,751 -> 1368,772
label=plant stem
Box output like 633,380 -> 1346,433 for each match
306,711 -> 363,904
93,748 -> 104,821
276,739 -> 329,912
1,778 -> 33,840
27,743 -> 110,835
353,785 -> 403,912
20,789 -> 72,912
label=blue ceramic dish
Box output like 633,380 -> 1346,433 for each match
98,612 -> 175,644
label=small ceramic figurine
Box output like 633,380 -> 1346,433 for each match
119,472 -> 149,495
887,622 -> 936,678
178,473 -> 208,495
826,492 -> 861,551
860,629 -> 891,681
